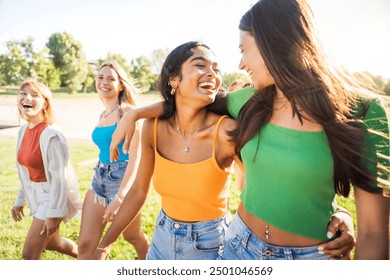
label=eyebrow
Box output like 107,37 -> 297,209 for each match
190,56 -> 208,62
190,56 -> 219,66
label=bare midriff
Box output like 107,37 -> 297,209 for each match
237,203 -> 325,247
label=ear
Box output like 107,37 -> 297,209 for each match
169,76 -> 179,88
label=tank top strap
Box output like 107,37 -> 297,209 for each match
153,117 -> 158,152
212,115 -> 228,158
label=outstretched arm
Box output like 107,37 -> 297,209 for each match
93,119 -> 156,260
110,101 -> 164,162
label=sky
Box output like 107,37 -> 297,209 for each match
0,0 -> 389,78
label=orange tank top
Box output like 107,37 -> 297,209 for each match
153,115 -> 230,221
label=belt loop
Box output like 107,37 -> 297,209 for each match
187,223 -> 193,241
241,231 -> 251,248
158,211 -> 166,227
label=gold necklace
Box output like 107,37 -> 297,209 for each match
175,113 -> 207,153
102,104 -> 118,118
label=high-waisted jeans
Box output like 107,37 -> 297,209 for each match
146,209 -> 229,260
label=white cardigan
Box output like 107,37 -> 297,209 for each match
14,124 -> 81,222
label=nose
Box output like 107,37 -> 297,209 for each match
238,57 -> 245,71
25,93 -> 33,100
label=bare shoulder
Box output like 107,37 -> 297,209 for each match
208,112 -> 236,141
122,104 -> 137,113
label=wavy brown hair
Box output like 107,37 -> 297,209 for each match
233,0 -> 389,196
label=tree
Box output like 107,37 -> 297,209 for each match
46,32 -> 88,93
130,56 -> 157,93
222,72 -> 249,89
150,48 -> 170,74
0,37 -> 60,88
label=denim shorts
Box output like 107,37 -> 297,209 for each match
91,161 -> 127,206
24,181 -> 51,221
217,213 -> 330,260
146,209 -> 229,260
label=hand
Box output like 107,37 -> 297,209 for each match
91,247 -> 110,260
102,198 -> 121,224
11,206 -> 24,221
110,111 -> 136,163
318,211 -> 356,259
40,217 -> 61,236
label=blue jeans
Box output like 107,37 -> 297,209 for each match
91,161 -> 127,205
218,213 -> 330,260
146,210 -> 229,260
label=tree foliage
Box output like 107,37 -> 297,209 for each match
0,37 -> 60,89
46,32 -> 88,93
130,56 -> 156,92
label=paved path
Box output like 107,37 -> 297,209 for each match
0,94 -> 160,140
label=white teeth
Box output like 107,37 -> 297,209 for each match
199,82 -> 215,89
22,104 -> 33,108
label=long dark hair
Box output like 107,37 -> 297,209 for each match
233,0 -> 388,196
158,41 -> 211,119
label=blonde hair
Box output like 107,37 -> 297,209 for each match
18,78 -> 55,124
97,61 -> 138,117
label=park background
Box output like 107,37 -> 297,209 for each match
0,0 -> 389,260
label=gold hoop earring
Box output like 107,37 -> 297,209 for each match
170,87 -> 176,95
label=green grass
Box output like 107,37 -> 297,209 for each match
0,138 -> 247,260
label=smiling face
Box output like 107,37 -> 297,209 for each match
95,65 -> 123,102
170,46 -> 222,105
17,84 -> 47,122
239,31 -> 275,90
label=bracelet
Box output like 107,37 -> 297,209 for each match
114,194 -> 123,204
334,207 -> 352,218
96,247 -> 110,255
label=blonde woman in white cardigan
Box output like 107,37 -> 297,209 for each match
12,78 -> 81,259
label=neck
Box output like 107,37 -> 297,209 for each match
104,100 -> 119,111
174,109 -> 208,136
25,115 -> 45,129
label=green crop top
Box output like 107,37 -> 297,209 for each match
227,87 -> 389,240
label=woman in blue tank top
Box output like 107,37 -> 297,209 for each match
77,61 -> 149,259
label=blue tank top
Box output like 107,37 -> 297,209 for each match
92,124 -> 128,164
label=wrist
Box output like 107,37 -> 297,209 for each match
114,194 -> 123,204
96,246 -> 110,255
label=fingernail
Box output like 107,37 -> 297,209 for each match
40,230 -> 44,235
318,250 -> 324,255
317,246 -> 324,251
327,231 -> 334,239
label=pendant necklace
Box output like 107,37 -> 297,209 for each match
102,104 -> 118,118
175,113 -> 207,153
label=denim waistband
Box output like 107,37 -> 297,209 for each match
95,160 -> 127,171
231,213 -> 321,256
158,209 -> 227,233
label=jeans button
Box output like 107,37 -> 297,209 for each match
263,249 -> 272,256
173,223 -> 180,229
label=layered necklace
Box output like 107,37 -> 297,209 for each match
102,104 -> 118,118
175,112 -> 207,153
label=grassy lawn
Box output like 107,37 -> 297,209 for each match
0,138 -> 243,260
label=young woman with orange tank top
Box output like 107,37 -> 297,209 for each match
77,61 -> 149,259
12,78 -> 81,259
92,42 -> 238,260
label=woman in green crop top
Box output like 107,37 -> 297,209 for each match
213,0 -> 389,260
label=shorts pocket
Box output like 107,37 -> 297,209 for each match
34,185 -> 50,203
192,226 -> 224,252
108,169 -> 125,181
